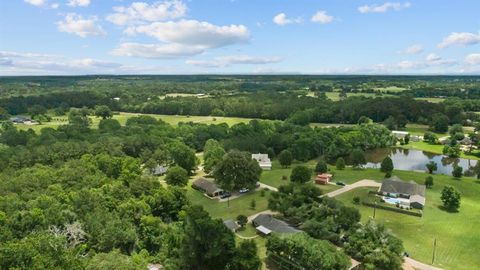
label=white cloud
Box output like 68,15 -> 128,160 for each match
186,55 -> 282,68
425,53 -> 441,62
57,13 -> 106,38
0,51 -> 127,75
311,10 -> 334,24
438,32 -> 480,48
404,44 -> 423,54
111,43 -> 205,58
358,2 -> 411,14
273,13 -> 303,26
50,3 -> 59,9
465,54 -> 480,65
68,0 -> 90,7
106,0 -> 187,25
115,17 -> 249,59
24,0 -> 46,6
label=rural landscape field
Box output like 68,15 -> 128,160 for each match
1,1 -> 480,270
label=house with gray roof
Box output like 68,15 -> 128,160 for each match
252,214 -> 300,235
380,176 -> 426,209
223,219 -> 240,232
192,177 -> 223,197
252,153 -> 272,170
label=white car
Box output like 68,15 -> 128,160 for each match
239,188 -> 249,193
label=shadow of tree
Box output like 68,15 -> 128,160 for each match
438,205 -> 459,213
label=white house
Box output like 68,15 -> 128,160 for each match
251,153 -> 272,170
392,130 -> 409,139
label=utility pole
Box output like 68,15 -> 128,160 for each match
432,238 -> 437,264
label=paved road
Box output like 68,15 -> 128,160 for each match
323,179 -> 381,197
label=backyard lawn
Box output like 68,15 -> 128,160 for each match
334,168 -> 480,270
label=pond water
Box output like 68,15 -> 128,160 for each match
364,148 -> 479,176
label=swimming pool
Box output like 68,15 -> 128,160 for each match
384,197 -> 401,204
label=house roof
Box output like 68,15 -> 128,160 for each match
252,214 -> 300,234
410,194 -> 426,205
256,225 -> 272,235
380,177 -> 426,197
223,219 -> 240,231
252,153 -> 271,163
192,177 -> 222,194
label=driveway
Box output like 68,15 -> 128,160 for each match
403,257 -> 443,270
323,179 -> 381,198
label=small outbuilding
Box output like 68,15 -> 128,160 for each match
392,130 -> 409,139
315,173 -> 332,185
192,177 -> 224,197
223,219 -> 240,232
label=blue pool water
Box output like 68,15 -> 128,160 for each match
384,197 -> 401,204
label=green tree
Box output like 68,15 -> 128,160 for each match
358,116 -> 372,125
86,250 -> 148,270
441,186 -> 461,211
345,220 -> 404,270
380,156 -> 394,177
94,105 -> 113,119
351,149 -> 366,168
168,141 -> 197,174
180,205 -> 236,270
165,165 -> 189,187
443,145 -> 460,158
266,233 -> 351,270
290,165 -> 312,184
250,199 -> 256,210
426,161 -> 438,174
213,150 -> 262,192
430,113 -> 450,133
236,215 -> 248,228
315,159 -> 328,174
452,165 -> 463,178
424,176 -> 434,188
423,132 -> 438,144
229,240 -> 262,270
335,157 -> 346,170
383,116 -> 397,130
203,139 -> 226,174
449,124 -> 464,136
278,149 -> 293,168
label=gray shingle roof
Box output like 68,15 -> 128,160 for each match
223,219 -> 240,231
192,177 -> 222,195
381,177 -> 426,197
252,214 -> 300,234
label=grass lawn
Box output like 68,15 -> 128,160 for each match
400,141 -> 480,160
185,184 -> 271,221
15,112 -> 254,133
414,97 -> 446,103
334,168 -> 480,270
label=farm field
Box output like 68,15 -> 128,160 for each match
334,168 -> 480,270
14,112 -> 255,133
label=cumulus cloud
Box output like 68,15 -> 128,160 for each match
273,13 -> 303,26
106,0 -> 187,25
24,0 -> 46,6
358,2 -> 411,13
57,13 -> 106,38
127,20 -> 248,47
404,44 -> 423,54
311,10 -> 334,24
0,50 -> 128,75
438,32 -> 480,48
111,43 -> 205,58
465,54 -> 480,65
115,20 -> 249,58
425,53 -> 441,62
68,0 -> 90,7
186,55 -> 282,68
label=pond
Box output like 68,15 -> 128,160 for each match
364,148 -> 479,176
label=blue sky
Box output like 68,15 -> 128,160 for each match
0,0 -> 479,75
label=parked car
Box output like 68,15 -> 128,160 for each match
336,181 -> 346,186
239,188 -> 249,193
220,192 -> 231,199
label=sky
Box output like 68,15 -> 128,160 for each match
0,0 -> 479,75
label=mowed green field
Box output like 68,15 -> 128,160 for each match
15,112 -> 254,133
334,168 -> 480,270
